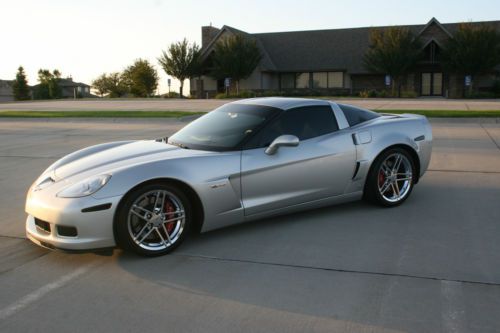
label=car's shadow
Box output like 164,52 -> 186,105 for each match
29,175 -> 496,332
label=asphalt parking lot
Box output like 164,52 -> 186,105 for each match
1,117 -> 500,332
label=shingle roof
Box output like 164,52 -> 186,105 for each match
202,19 -> 500,74
57,79 -> 90,87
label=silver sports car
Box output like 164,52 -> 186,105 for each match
25,98 -> 432,256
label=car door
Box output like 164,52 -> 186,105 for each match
240,105 -> 356,216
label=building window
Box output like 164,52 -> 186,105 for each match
296,73 -> 310,88
312,72 -> 328,88
280,73 -> 295,89
328,72 -> 344,88
423,41 -> 441,63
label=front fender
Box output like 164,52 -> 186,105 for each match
91,152 -> 244,232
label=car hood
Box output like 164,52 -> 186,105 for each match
53,140 -> 212,181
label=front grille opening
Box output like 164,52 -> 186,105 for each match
57,225 -> 78,237
34,218 -> 51,234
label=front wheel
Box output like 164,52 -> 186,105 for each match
115,183 -> 191,256
364,148 -> 416,207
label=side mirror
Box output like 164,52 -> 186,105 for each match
265,135 -> 299,155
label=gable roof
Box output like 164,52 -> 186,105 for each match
200,25 -> 277,71
416,17 -> 453,39
32,78 -> 90,88
202,18 -> 500,74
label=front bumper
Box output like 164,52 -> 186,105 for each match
25,191 -> 122,251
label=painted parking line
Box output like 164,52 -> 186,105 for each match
0,262 -> 97,321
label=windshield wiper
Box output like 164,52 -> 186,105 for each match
168,140 -> 190,149
155,136 -> 168,143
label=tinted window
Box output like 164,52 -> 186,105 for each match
338,104 -> 380,127
169,103 -> 280,151
245,105 -> 338,148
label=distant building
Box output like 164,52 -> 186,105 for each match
191,18 -> 500,98
57,78 -> 92,98
0,80 -> 14,102
32,77 -> 92,99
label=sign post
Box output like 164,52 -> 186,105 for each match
167,78 -> 171,94
464,75 -> 471,87
384,75 -> 391,87
224,77 -> 231,96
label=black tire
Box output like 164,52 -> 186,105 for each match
364,147 -> 416,207
114,183 -> 192,256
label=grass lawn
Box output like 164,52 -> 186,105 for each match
0,110 -> 500,118
376,110 -> 500,117
0,111 -> 205,118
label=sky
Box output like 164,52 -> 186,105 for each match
1,0 -> 499,94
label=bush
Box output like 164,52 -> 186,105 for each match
163,91 -> 181,98
359,90 -> 370,98
215,90 -> 257,99
260,90 -> 286,97
492,79 -> 500,95
400,90 -> 417,98
464,91 -> 498,99
359,89 -> 379,98
358,89 -> 394,98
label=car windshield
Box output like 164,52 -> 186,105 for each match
168,103 -> 281,151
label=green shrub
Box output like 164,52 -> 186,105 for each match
359,89 -> 396,98
359,90 -> 370,98
400,90 -> 417,98
464,91 -> 497,99
492,79 -> 500,95
163,91 -> 181,98
214,90 -> 257,99
260,90 -> 286,97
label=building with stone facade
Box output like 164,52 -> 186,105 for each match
190,18 -> 500,98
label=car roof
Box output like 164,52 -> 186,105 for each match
232,97 -> 331,110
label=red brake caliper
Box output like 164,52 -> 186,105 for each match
164,199 -> 175,234
378,170 -> 385,187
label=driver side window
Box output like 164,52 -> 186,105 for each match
244,105 -> 339,149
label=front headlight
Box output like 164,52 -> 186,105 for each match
57,174 -> 111,198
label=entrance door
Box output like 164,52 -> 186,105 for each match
421,72 -> 443,96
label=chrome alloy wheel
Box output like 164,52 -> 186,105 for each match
377,153 -> 413,203
127,190 -> 185,251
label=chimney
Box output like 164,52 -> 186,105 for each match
202,25 -> 220,49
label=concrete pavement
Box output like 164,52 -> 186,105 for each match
1,97 -> 500,112
0,118 -> 499,332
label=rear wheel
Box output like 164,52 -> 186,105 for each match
115,183 -> 191,256
365,148 -> 415,207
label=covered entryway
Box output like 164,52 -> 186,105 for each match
421,72 -> 443,96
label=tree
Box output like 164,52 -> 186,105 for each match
34,69 -> 62,99
122,59 -> 159,97
106,72 -> 128,98
12,66 -> 30,100
442,23 -> 500,94
158,39 -> 201,98
211,34 -> 262,94
363,27 -> 422,97
92,72 -> 129,98
91,74 -> 108,97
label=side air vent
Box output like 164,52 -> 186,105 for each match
352,162 -> 361,179
81,203 -> 112,213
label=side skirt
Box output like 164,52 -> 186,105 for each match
243,191 -> 363,223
